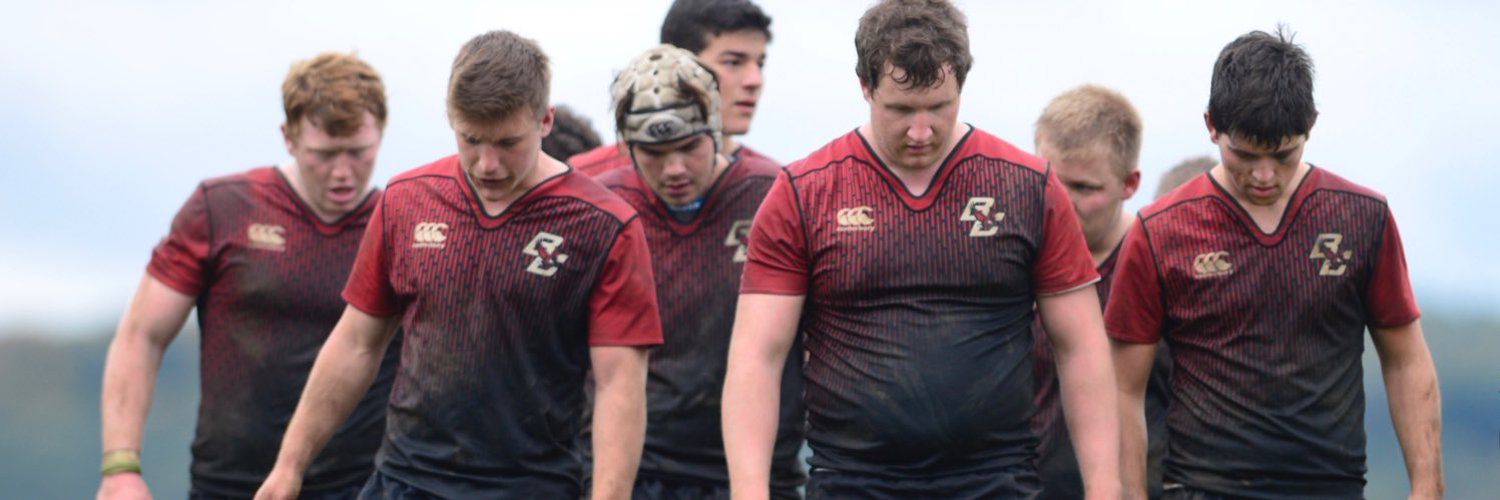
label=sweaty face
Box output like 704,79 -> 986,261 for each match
698,30 -> 767,137
1038,143 -> 1137,250
1212,129 -> 1307,206
863,64 -> 962,172
631,133 -> 720,207
285,112 -> 382,220
453,107 -> 554,206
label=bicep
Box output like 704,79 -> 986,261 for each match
729,293 -> 805,362
1110,339 -> 1158,393
589,345 -> 651,386
121,274 -> 198,346
328,305 -> 400,355
1037,284 -> 1103,350
1369,319 -> 1430,365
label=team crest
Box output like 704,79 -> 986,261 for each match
960,197 -> 1005,237
412,222 -> 448,249
724,219 -> 753,263
247,223 -> 286,251
1309,233 -> 1352,276
524,231 -> 569,277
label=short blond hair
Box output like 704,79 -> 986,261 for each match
282,51 -> 387,138
1034,84 -> 1142,178
1156,155 -> 1215,198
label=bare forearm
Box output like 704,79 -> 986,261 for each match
1056,340 -> 1122,499
100,333 -> 169,452
591,376 -> 646,500
1383,355 -> 1444,497
722,358 -> 783,499
1117,386 -> 1148,499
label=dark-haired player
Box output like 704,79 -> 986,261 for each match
256,31 -> 662,499
1108,28 -> 1443,499
571,0 -> 775,177
594,43 -> 805,500
722,1 -> 1120,498
543,105 -> 603,161
98,51 -> 398,500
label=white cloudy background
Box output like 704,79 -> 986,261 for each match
2,0 -> 1497,335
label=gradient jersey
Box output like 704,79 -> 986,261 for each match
570,142 -> 777,178
342,156 -> 663,498
596,153 -> 806,491
148,166 -> 397,497
1031,242 -> 1173,497
741,128 -> 1099,477
1105,167 -> 1420,498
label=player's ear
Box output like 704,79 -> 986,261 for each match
281,122 -> 296,152
861,79 -> 874,103
1122,168 -> 1142,200
539,106 -> 555,138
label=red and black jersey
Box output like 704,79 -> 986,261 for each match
1106,167 -> 1420,498
741,127 -> 1098,478
568,142 -> 632,178
148,166 -> 397,497
342,156 -> 663,498
596,153 -> 806,492
1029,242 -> 1173,497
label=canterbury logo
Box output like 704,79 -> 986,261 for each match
646,121 -> 679,139
412,222 -> 449,249
724,219 -> 753,263
1192,251 -> 1233,278
523,231 -> 568,277
959,197 -> 1006,237
835,206 -> 875,232
1309,233 -> 1352,276
247,224 -> 286,251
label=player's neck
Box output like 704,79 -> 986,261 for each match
1092,209 -> 1131,266
859,122 -> 966,195
722,136 -> 741,157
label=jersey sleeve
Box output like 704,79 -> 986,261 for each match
342,198 -> 400,317
146,185 -> 212,296
1033,171 -> 1101,294
740,170 -> 810,295
1105,217 -> 1165,343
588,217 -> 664,346
1365,209 -> 1421,327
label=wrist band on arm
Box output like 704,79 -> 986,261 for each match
101,449 -> 142,477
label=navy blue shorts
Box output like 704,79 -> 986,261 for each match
357,470 -> 438,500
630,474 -> 802,500
806,467 -> 1038,500
190,481 -> 364,500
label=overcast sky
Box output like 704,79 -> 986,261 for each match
2,0 -> 1497,336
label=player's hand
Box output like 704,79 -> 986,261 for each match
97,472 -> 152,500
253,467 -> 302,500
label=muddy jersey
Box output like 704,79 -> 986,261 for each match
1106,167 -> 1420,498
597,153 -> 806,491
148,166 -> 397,497
741,127 -> 1098,477
1030,242 -> 1173,498
342,156 -> 663,498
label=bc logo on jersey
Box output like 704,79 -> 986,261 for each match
960,197 -> 1006,237
724,219 -> 753,263
413,222 -> 448,249
1309,233 -> 1352,276
1192,251 -> 1233,278
524,232 -> 569,277
247,224 -> 286,251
